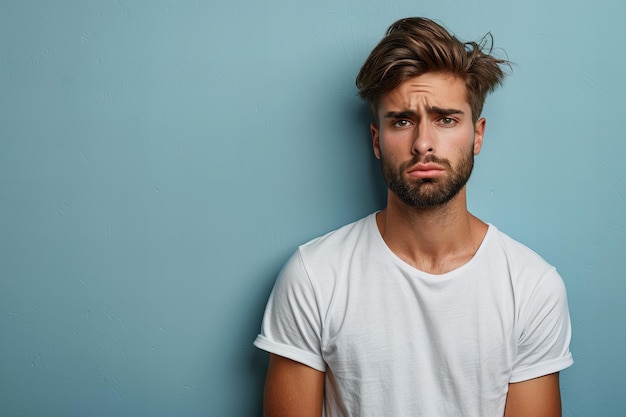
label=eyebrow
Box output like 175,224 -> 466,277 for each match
429,106 -> 464,116
384,110 -> 416,119
383,106 -> 464,119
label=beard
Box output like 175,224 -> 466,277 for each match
380,144 -> 475,209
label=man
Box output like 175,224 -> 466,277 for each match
254,17 -> 573,417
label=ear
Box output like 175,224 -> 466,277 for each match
473,118 -> 486,155
371,123 -> 381,159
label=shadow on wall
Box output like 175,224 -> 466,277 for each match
353,100 -> 388,207
236,265 -> 276,417
243,98 -> 386,415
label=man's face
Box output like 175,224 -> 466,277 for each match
371,73 -> 485,209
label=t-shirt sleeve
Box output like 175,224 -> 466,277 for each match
253,249 -> 327,372
509,267 -> 573,383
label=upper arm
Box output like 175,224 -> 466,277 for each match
264,353 -> 325,417
504,372 -> 561,417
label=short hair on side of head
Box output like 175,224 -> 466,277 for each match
356,17 -> 511,123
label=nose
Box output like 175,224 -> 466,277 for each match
412,123 -> 434,155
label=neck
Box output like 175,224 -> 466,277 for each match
376,188 -> 487,274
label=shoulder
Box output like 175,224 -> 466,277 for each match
297,213 -> 376,265
483,226 -> 568,308
269,214 -> 377,325
486,226 -> 557,277
486,225 -> 569,323
276,213 -> 377,294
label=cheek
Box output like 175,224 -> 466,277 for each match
379,130 -> 414,156
377,141 -> 402,162
441,129 -> 475,153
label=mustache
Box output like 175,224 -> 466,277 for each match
402,154 -> 452,170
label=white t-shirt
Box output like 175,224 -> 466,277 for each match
254,213 -> 573,417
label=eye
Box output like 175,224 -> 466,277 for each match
393,120 -> 412,128
437,117 -> 457,127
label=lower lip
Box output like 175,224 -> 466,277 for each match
409,170 -> 444,179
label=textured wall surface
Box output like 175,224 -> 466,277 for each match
1,1 -> 624,416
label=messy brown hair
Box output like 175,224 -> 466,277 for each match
356,17 -> 511,122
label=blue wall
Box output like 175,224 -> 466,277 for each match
1,1 -> 624,416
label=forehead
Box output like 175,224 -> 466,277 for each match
378,73 -> 470,112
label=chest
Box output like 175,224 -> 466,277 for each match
321,268 -> 517,385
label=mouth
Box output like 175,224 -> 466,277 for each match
407,163 -> 445,179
